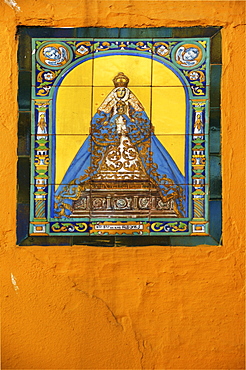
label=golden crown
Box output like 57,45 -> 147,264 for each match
113,72 -> 129,87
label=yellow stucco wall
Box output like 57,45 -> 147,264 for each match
0,1 -> 245,369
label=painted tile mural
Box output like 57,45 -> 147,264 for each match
17,27 -> 221,244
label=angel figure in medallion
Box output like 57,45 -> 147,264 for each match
54,72 -> 185,218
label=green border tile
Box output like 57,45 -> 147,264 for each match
209,200 -> 222,243
120,27 -> 172,38
172,26 -> 221,38
77,27 -> 120,38
18,112 -> 31,156
18,71 -> 31,111
17,157 -> 30,203
211,31 -> 222,64
19,236 -> 72,246
210,65 -> 222,107
17,203 -> 30,244
209,155 -> 222,199
18,30 -> 32,71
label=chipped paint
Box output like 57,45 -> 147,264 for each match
10,273 -> 19,293
4,0 -> 20,11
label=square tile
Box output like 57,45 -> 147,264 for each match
172,27 -> 221,38
76,28 -> 119,38
209,128 -> 221,154
55,87 -> 92,134
93,85 -> 151,119
18,31 -> 32,71
18,157 -> 31,203
209,155 -> 222,199
17,203 -> 30,243
209,108 -> 221,154
209,200 -> 222,243
150,134 -> 187,182
149,182 -> 189,219
120,28 -> 172,38
18,112 -> 31,156
210,65 -> 222,107
152,58 -> 186,87
93,53 -> 152,87
58,57 -> 93,87
19,71 -> 31,110
209,108 -> 221,130
151,87 -> 187,134
53,134 -> 91,185
210,31 -> 222,65
89,185 -> 151,221
51,183 -> 91,221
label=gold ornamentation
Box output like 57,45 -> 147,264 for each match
113,72 -> 129,87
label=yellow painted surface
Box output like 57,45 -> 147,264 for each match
152,60 -> 185,86
93,54 -> 152,86
55,135 -> 88,187
151,86 -> 186,134
61,58 -> 93,86
56,56 -> 185,183
56,86 -> 92,134
0,1 -> 245,370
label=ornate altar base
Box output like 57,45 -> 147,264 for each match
70,180 -> 178,218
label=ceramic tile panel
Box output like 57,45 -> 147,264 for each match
17,27 -> 222,244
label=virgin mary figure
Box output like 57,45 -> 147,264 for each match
54,72 -> 185,218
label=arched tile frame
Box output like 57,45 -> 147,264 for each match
17,27 -> 222,246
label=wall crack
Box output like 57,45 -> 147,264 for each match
68,277 -> 123,330
133,330 -> 145,370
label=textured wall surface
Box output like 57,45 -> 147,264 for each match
0,1 -> 245,369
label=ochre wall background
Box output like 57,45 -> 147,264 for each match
1,1 -> 245,369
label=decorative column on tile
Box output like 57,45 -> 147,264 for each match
34,99 -> 50,221
191,100 -> 208,235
